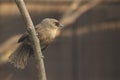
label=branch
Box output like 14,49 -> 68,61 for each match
60,20 -> 120,37
60,0 -> 103,26
61,0 -> 82,19
0,35 -> 21,64
15,0 -> 47,80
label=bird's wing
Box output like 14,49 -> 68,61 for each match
18,32 -> 29,43
18,24 -> 40,43
41,45 -> 48,51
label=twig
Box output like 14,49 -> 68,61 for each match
61,0 -> 82,19
60,0 -> 103,26
15,0 -> 47,80
61,20 -> 120,37
0,35 -> 21,64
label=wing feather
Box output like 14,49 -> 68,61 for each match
18,32 -> 29,43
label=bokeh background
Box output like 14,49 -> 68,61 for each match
0,0 -> 120,80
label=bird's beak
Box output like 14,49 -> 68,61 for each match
59,23 -> 64,27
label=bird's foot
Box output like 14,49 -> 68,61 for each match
41,55 -> 44,59
36,33 -> 38,36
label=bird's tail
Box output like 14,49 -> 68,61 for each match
9,43 -> 32,69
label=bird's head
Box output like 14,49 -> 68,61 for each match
41,18 -> 64,29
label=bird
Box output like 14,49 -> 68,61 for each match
9,18 -> 63,69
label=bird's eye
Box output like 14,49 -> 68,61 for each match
54,22 -> 60,27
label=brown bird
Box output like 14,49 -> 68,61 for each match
9,18 -> 63,69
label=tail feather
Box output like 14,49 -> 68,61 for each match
9,43 -> 31,69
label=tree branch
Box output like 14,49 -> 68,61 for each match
0,35 -> 21,64
15,0 -> 47,80
61,20 -> 120,37
60,0 -> 103,26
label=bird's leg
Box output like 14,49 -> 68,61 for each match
36,32 -> 39,36
41,55 -> 44,59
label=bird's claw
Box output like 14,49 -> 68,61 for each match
41,55 -> 44,59
36,33 -> 38,36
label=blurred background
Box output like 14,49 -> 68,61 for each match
0,0 -> 120,80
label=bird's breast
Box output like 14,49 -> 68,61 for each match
49,29 -> 57,38
37,29 -> 57,49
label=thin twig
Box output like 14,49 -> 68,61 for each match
61,0 -> 82,19
15,0 -> 47,80
60,20 -> 120,37
60,0 -> 103,26
0,35 -> 21,64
